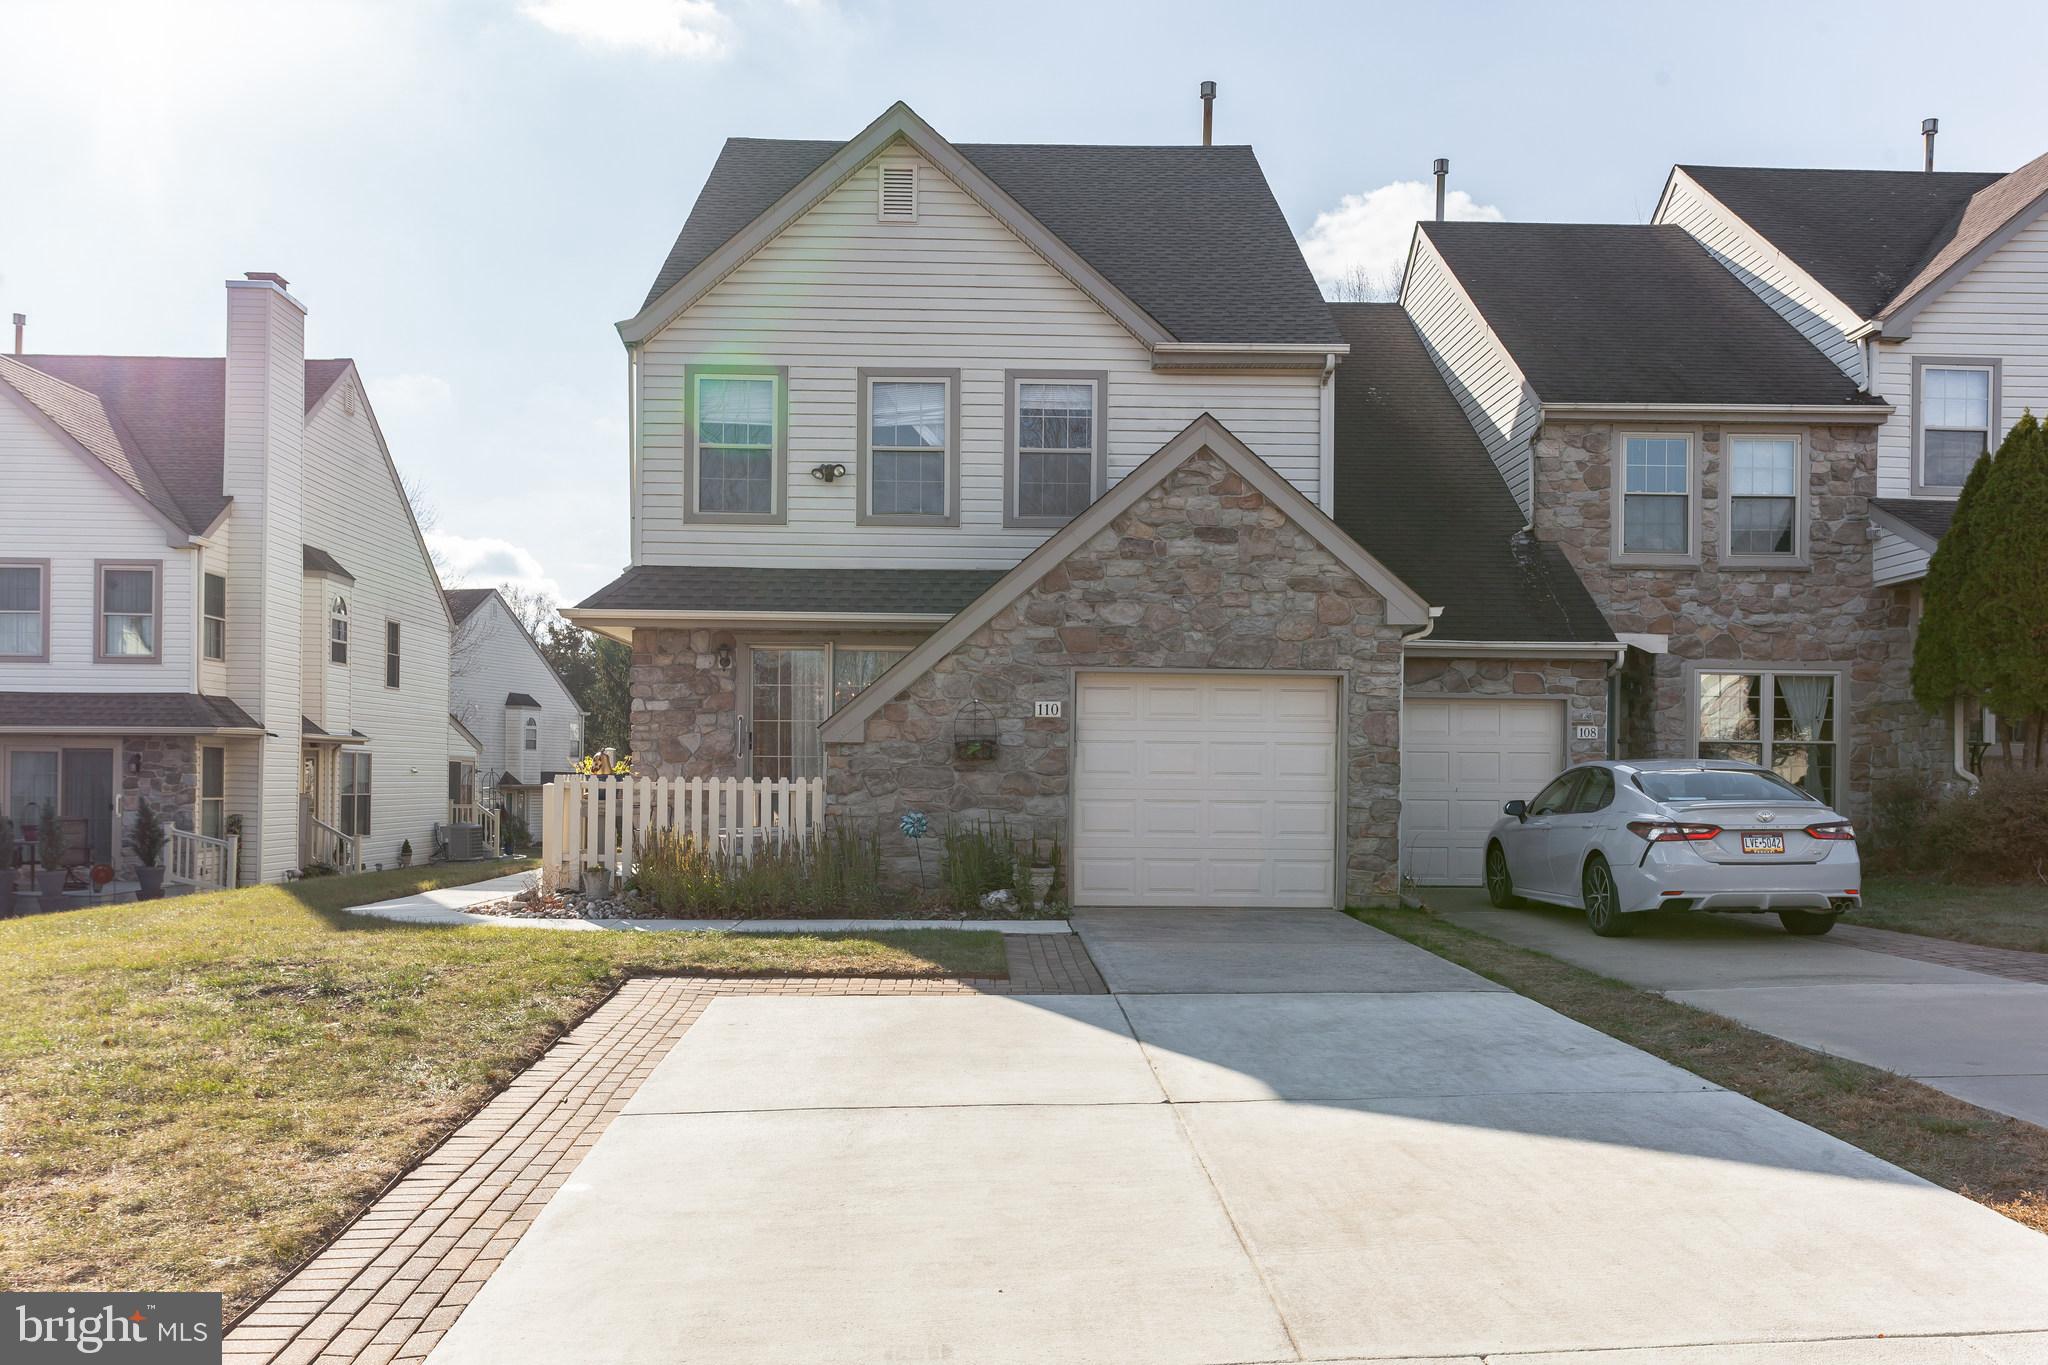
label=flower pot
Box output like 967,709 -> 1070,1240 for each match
36,869 -> 68,904
138,866 -> 167,900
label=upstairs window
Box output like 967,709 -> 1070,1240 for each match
688,368 -> 785,523
385,620 -> 402,689
203,572 -> 227,662
524,716 -> 538,752
861,373 -> 955,524
330,596 -> 349,665
0,561 -> 48,660
1726,435 -> 1802,561
1918,362 -> 1995,490
1008,374 -> 1104,526
97,562 -> 161,662
1618,434 -> 1693,560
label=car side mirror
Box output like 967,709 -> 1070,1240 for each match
1503,799 -> 1528,821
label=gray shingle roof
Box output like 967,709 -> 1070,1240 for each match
1680,165 -> 2001,318
639,137 -> 1341,346
302,545 -> 354,581
0,693 -> 260,734
1328,304 -> 1614,646
1878,150 -> 2048,320
443,587 -> 495,626
1421,222 -> 1879,408
575,565 -> 1006,617
1,355 -> 356,532
506,692 -> 542,709
1871,497 -> 1956,548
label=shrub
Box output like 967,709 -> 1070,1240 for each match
629,823 -> 886,917
940,819 -> 1020,912
500,811 -> 532,852
134,797 -> 167,867
1919,769 -> 2048,883
1044,836 -> 1068,909
1865,778 -> 1937,873
37,803 -> 66,867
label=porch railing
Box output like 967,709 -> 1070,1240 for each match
479,806 -> 502,856
167,828 -> 239,892
306,816 -> 363,874
541,775 -> 825,890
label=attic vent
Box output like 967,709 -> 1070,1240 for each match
877,162 -> 918,221
341,382 -> 358,417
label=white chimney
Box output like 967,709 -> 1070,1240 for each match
222,271 -> 308,883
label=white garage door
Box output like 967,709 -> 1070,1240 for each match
1401,699 -> 1565,886
1072,673 -> 1338,907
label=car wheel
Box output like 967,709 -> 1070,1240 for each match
1581,855 -> 1634,937
1779,910 -> 1839,936
1484,843 -> 1519,908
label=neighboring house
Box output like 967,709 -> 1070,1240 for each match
566,100 -> 2011,901
1655,154 -> 2048,590
446,587 -> 583,839
0,273 -> 453,887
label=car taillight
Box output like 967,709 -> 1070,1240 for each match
1806,822 -> 1856,841
1627,821 -> 1721,843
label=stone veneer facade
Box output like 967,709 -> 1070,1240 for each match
825,447 -> 1411,899
119,735 -> 198,878
1403,657 -> 1612,768
1532,420 -> 1950,815
630,628 -> 741,778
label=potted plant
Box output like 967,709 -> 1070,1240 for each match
0,815 -> 15,918
35,802 -> 68,905
398,838 -> 414,868
134,797 -> 167,900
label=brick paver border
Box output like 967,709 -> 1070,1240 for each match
1832,922 -> 2048,986
224,934 -> 1104,1364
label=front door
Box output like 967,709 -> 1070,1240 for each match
5,746 -> 116,866
746,646 -> 828,780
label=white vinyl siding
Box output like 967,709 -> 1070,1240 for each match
1401,233 -> 1543,516
0,398 -> 195,691
1873,530 -> 1932,587
635,145 -> 1326,569
450,594 -> 583,790
1872,212 -> 2048,503
1656,170 -> 1865,382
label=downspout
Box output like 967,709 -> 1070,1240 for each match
1394,607 -> 1445,905
1953,696 -> 1981,790
626,343 -> 642,565
1318,352 -> 1338,516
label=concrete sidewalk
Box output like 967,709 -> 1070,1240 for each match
1434,889 -> 2048,1128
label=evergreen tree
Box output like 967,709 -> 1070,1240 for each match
1913,412 -> 2048,768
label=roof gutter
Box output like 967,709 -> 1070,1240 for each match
1540,401 -> 1892,423
1403,637 -> 1629,662
1150,342 -> 1349,373
562,607 -> 955,630
0,725 -> 268,738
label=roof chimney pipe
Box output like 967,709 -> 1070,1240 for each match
1200,80 -> 1216,146
1923,117 -> 1939,172
11,314 -> 22,357
1432,158 -> 1450,222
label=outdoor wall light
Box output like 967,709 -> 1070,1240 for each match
809,462 -> 848,482
715,644 -> 734,670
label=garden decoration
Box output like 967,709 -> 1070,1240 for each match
900,810 -> 929,888
953,699 -> 998,762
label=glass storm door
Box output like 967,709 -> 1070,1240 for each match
748,647 -> 828,780
62,749 -> 114,865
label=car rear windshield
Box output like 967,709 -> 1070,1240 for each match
1632,768 -> 1816,804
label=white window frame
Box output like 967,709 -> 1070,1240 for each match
1720,431 -> 1809,568
1913,357 -> 2000,494
329,595 -> 349,666
684,365 -> 788,525
0,559 -> 50,663
95,559 -> 163,664
857,369 -> 959,526
1005,370 -> 1108,529
1612,430 -> 1701,567
202,572 -> 227,663
523,716 -> 538,752
1688,663 -> 1844,806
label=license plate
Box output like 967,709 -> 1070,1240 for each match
1741,833 -> 1785,855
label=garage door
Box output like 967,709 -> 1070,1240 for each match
1401,699 -> 1565,886
1072,673 -> 1338,907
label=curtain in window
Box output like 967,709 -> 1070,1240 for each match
103,569 -> 155,655
1776,675 -> 1832,742
0,566 -> 42,655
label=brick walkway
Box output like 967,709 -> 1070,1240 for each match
223,935 -> 1103,1365
1833,922 -> 2048,985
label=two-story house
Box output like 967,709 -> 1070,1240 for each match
0,273 -> 453,891
446,587 -> 583,842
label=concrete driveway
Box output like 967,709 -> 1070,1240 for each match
1436,890 -> 2048,1128
429,907 -> 2048,1364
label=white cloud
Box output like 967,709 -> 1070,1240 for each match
1299,180 -> 1505,298
430,533 -> 567,606
518,0 -> 733,59
365,372 -> 453,419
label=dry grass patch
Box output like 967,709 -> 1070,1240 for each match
0,863 -> 1004,1312
1351,903 -> 2048,1236
1856,875 -> 2048,954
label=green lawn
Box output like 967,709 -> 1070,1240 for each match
0,863 -> 1004,1311
1352,904 -> 2048,1239
1857,875 -> 2048,953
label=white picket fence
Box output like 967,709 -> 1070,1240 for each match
541,775 -> 827,889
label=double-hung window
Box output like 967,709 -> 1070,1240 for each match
860,371 -> 956,524
96,561 -> 161,662
688,367 -> 785,522
524,716 -> 538,752
339,751 -> 372,838
0,561 -> 48,660
1725,435 -> 1802,561
1618,434 -> 1693,560
203,573 -> 227,662
200,747 -> 226,839
1916,361 -> 1997,491
1007,372 -> 1104,526
384,621 -> 401,689
329,596 -> 349,665
1696,669 -> 1839,804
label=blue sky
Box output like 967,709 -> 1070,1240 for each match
4,0 -> 2040,605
